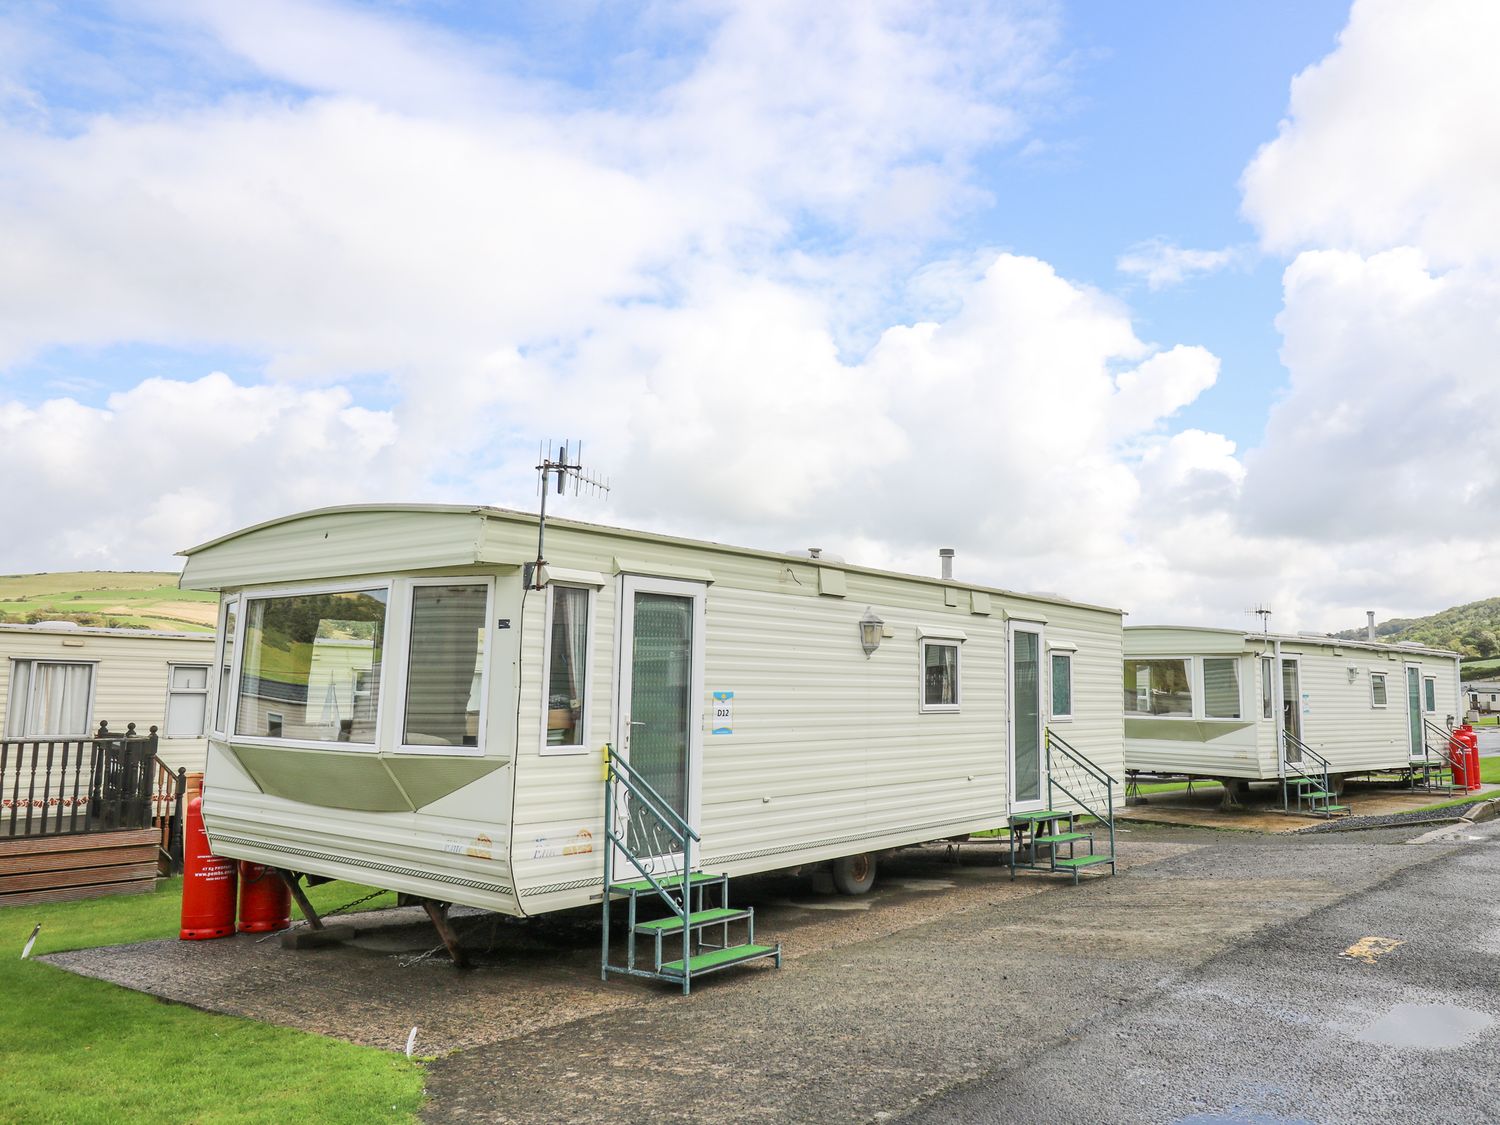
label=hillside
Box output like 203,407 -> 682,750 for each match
1335,597 -> 1500,670
0,571 -> 216,632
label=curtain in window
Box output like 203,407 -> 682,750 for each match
1203,658 -> 1241,718
18,662 -> 93,737
546,588 -> 589,745
924,644 -> 958,706
1050,653 -> 1071,715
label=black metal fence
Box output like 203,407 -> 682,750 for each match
0,721 -> 186,871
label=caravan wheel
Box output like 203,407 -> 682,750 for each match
832,853 -> 877,895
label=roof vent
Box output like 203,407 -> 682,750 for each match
939,548 -> 955,580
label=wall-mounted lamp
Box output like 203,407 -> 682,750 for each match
1347,665 -> 1359,683
859,607 -> 884,656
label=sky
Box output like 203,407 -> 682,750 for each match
1,0 -> 1496,633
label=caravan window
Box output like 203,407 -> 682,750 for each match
542,586 -> 592,752
1050,652 -> 1073,720
165,664 -> 210,738
920,640 -> 960,712
6,661 -> 95,738
1423,677 -> 1436,712
1371,672 -> 1388,708
403,584 -> 488,749
213,600 -> 238,735
235,588 -> 388,745
1261,656 -> 1274,719
1124,659 -> 1191,716
1203,658 -> 1241,718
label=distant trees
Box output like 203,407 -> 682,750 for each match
1338,597 -> 1500,660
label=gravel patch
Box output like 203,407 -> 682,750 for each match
1297,802 -> 1479,834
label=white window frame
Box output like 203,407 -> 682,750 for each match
1123,655 -> 1196,719
1048,649 -> 1074,722
538,582 -> 597,757
6,659 -> 98,739
392,576 -> 494,758
163,662 -> 211,739
1423,675 -> 1437,714
1260,655 -> 1275,720
918,637 -> 962,714
231,579 -> 394,754
1370,671 -> 1388,709
210,597 -> 241,738
1200,655 -> 1244,720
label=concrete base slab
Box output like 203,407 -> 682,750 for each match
1119,780 -> 1500,832
280,923 -> 356,949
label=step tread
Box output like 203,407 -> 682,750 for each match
1054,854 -> 1113,869
1300,791 -> 1332,800
609,872 -> 724,894
1034,832 -> 1092,844
633,907 -> 749,934
1323,805 -> 1351,813
1010,810 -> 1076,823
660,943 -> 779,976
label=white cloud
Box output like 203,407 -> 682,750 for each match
0,374 -> 399,569
1116,238 -> 1242,289
1241,0 -> 1500,269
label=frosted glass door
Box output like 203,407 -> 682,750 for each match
1011,626 -> 1043,807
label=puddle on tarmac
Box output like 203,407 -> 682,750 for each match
768,898 -> 873,912
1356,1003 -> 1495,1049
884,878 -> 956,892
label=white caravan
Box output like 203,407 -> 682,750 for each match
1123,626 -> 1462,804
181,504 -> 1124,927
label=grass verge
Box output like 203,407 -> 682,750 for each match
0,879 -> 423,1124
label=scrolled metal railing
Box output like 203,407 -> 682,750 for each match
601,745 -> 701,986
1044,728 -> 1117,861
1280,729 -> 1333,811
1419,717 -> 1465,791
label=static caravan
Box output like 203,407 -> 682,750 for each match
1,622 -> 215,774
180,505 -> 1124,979
1122,626 -> 1462,807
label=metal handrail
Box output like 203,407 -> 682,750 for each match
1281,728 -> 1331,775
1420,718 -> 1464,782
1046,728 -> 1118,787
1044,729 -> 1116,870
1280,729 -> 1333,812
606,749 -> 701,843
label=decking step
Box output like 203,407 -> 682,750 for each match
1053,854 -> 1113,870
633,907 -> 749,935
609,871 -> 723,895
1034,832 -> 1091,845
660,943 -> 780,977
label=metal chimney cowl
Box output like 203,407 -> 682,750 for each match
1367,611 -> 1376,642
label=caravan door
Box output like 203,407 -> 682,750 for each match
1405,664 -> 1423,759
1009,621 -> 1046,813
614,576 -> 706,875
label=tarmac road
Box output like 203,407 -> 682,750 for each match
421,820 -> 1500,1124
900,818 -> 1500,1125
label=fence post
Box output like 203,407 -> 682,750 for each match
170,767 -> 187,874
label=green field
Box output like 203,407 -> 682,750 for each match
0,879 -> 423,1124
0,571 -> 216,632
1462,657 -> 1500,681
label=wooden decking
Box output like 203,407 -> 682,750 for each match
0,828 -> 159,906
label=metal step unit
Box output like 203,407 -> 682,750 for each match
601,751 -> 781,995
1007,729 -> 1119,886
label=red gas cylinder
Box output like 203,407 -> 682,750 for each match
1458,725 -> 1481,793
1448,732 -> 1470,790
237,862 -> 291,933
179,796 -> 237,940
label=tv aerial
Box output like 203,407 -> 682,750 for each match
531,440 -> 610,590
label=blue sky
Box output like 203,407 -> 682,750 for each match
0,1 -> 1495,629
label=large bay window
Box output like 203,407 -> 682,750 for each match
1124,659 -> 1191,716
1202,658 -> 1242,719
236,588 -> 388,744
402,583 -> 488,749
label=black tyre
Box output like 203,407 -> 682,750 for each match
831,852 -> 877,895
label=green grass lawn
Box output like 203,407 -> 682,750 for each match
0,879 -> 423,1124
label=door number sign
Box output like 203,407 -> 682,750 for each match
712,692 -> 734,735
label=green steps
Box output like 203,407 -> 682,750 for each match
609,871 -> 724,895
633,907 -> 748,935
1034,831 -> 1091,845
660,943 -> 780,977
1323,804 -> 1350,814
1301,790 -> 1332,800
1010,809 -> 1076,823
1054,854 -> 1113,870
